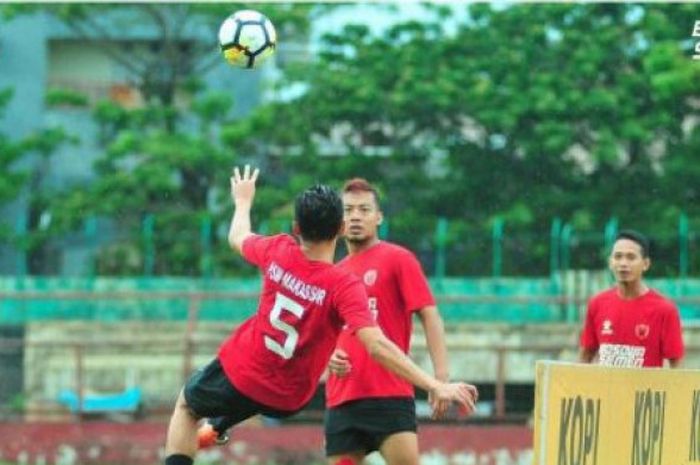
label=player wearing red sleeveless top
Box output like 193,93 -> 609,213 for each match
324,178 -> 478,465
580,230 -> 684,368
163,167 -> 477,465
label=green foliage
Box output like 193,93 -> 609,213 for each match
0,90 -> 75,267
0,4 -> 328,276
49,95 -> 239,274
226,3 -> 700,275
45,88 -> 89,108
8,3 -> 700,276
0,89 -> 28,240
4,393 -> 25,413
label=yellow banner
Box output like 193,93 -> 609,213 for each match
533,361 -> 700,465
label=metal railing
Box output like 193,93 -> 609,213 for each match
2,334 -> 697,422
6,213 -> 699,277
1,289 -> 699,422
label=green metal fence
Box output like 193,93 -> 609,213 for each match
7,212 -> 700,278
2,275 -> 700,324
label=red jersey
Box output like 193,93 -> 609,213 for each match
325,241 -> 436,408
580,288 -> 684,367
218,234 -> 375,411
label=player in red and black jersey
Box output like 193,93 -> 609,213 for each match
324,178 -> 479,465
163,167 -> 477,465
580,229 -> 684,368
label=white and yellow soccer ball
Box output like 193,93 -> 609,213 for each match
218,10 -> 277,69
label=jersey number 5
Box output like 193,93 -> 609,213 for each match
265,292 -> 305,360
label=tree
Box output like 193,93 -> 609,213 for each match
31,4 -> 324,276
7,3 -> 700,276
20,128 -> 76,273
223,3 -> 700,275
0,88 -> 27,241
0,88 -> 76,273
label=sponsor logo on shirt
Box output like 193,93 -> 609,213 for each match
363,270 -> 377,286
601,319 -> 613,335
598,343 -> 645,367
635,324 -> 650,340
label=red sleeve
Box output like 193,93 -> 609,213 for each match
580,299 -> 599,350
241,234 -> 268,267
662,303 -> 685,360
396,250 -> 435,313
241,234 -> 292,268
334,276 -> 376,333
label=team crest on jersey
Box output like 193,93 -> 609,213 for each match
601,319 -> 613,335
363,270 -> 377,286
635,324 -> 650,340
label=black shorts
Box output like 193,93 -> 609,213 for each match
324,397 -> 417,456
183,358 -> 297,424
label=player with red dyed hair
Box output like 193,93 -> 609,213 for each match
178,168 -> 476,463
323,178 -> 478,465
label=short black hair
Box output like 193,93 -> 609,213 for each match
294,184 -> 343,242
615,229 -> 650,258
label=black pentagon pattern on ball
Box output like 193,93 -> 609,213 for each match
220,15 -> 276,69
260,19 -> 276,54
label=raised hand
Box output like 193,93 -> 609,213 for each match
230,165 -> 260,207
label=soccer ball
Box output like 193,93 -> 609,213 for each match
218,10 -> 277,69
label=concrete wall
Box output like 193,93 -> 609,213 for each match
21,321 -> 700,416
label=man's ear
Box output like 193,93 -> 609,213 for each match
292,221 -> 301,236
377,211 -> 383,226
338,219 -> 346,237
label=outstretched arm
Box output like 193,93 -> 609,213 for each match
228,165 -> 259,254
417,305 -> 450,418
356,326 -> 478,416
417,305 -> 449,381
